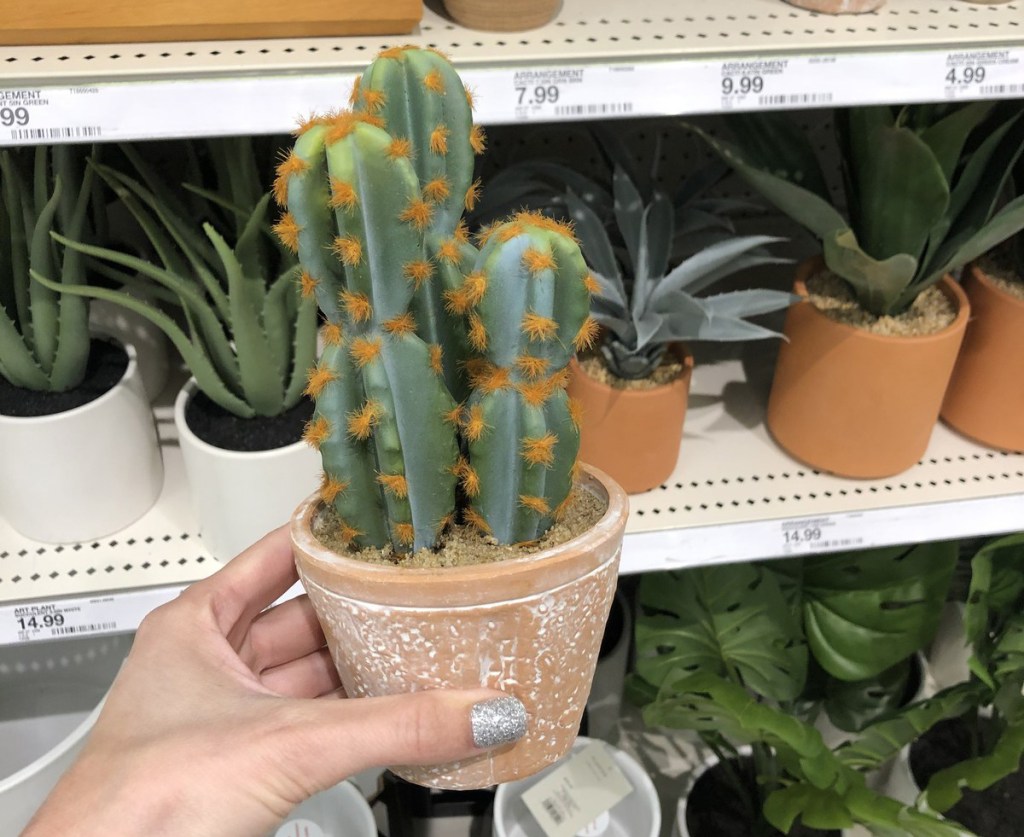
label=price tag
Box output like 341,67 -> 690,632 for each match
0,585 -> 186,646
780,516 -> 864,556
942,49 -> 1024,100
521,740 -> 633,837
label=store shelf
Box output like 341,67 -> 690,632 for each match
3,349 -> 1022,646
0,0 -> 1021,145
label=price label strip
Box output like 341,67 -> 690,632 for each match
0,585 -> 185,646
780,516 -> 865,555
943,48 -> 1024,100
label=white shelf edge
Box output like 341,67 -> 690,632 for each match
0,0 -> 1022,143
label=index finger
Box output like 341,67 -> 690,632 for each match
185,525 -> 297,635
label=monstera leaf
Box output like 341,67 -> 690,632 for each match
633,563 -> 807,702
801,542 -> 958,682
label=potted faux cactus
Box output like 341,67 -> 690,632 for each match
41,138 -> 319,560
701,104 -> 1024,478
478,145 -> 794,493
940,158 -> 1024,452
279,47 -> 629,789
0,145 -> 163,543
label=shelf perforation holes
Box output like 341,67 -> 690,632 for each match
631,450 -> 1021,520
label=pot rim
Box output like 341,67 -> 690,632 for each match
291,463 -> 629,590
571,344 -> 695,399
795,258 -> 970,345
968,262 -> 1024,310
174,377 -> 310,460
0,334 -> 138,426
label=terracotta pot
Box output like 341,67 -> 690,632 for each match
940,264 -> 1024,453
766,258 -> 969,479
566,346 -> 693,494
783,0 -> 884,12
290,465 -> 629,789
442,0 -> 560,31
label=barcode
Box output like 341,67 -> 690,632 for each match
51,622 -> 117,636
757,93 -> 834,106
10,126 -> 102,141
554,102 -> 633,117
978,84 -> 1024,96
542,798 -> 564,825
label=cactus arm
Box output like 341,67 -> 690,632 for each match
309,341 -> 391,549
30,270 -> 255,417
207,223 -> 285,416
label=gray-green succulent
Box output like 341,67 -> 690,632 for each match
0,145 -> 95,392
35,138 -> 317,419
700,103 -> 1024,316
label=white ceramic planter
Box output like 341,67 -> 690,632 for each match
493,736 -> 660,837
89,296 -> 170,402
0,340 -> 163,543
274,780 -> 377,837
175,379 -> 321,562
0,633 -> 133,834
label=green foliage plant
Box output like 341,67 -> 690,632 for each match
630,542 -> 973,836
275,47 -> 596,554
698,103 -> 1024,317
0,145 -> 95,392
34,138 -> 317,419
471,128 -> 796,380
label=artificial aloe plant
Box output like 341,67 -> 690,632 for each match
0,145 -> 95,392
699,102 -> 1024,316
630,542 -> 969,835
36,138 -> 317,419
275,47 -> 596,554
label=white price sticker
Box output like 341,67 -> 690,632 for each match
0,87 -> 103,143
0,585 -> 186,646
521,741 -> 633,837
780,516 -> 864,555
943,49 -> 1024,100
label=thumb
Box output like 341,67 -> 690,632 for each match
281,688 -> 527,791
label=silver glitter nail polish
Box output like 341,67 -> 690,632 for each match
471,695 -> 528,749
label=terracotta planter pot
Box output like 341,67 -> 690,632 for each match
442,0 -> 560,30
940,264 -> 1024,452
783,0 -> 884,12
766,259 -> 969,479
290,465 -> 628,790
566,347 -> 693,494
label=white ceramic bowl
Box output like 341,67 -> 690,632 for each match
273,780 -> 377,837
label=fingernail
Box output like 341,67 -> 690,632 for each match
471,696 -> 527,749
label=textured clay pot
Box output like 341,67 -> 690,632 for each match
566,346 -> 693,494
783,0 -> 884,12
290,465 -> 629,790
443,0 -> 560,31
766,258 -> 969,479
940,264 -> 1024,453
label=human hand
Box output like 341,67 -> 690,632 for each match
23,526 -> 526,837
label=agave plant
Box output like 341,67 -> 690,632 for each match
699,102 -> 1024,316
35,138 -> 317,419
1,145 -> 95,392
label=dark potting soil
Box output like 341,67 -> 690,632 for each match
184,389 -> 314,452
0,339 -> 128,418
686,757 -> 839,837
910,716 -> 1024,836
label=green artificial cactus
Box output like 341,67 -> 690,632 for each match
276,47 -> 597,555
